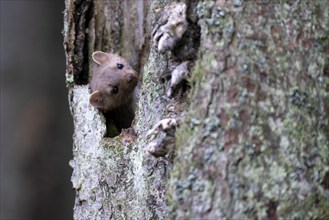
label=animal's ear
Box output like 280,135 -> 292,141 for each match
89,90 -> 104,109
92,51 -> 109,65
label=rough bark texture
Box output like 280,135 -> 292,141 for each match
64,0 -> 329,219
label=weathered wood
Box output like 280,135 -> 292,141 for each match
64,0 -> 329,219
64,0 -> 169,219
169,1 -> 329,219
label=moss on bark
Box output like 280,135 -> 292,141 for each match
65,0 -> 329,219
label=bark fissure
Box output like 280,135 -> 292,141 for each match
73,0 -> 93,85
64,0 -> 329,219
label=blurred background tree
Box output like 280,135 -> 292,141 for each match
1,1 -> 74,219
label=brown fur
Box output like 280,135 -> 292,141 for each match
89,51 -> 138,130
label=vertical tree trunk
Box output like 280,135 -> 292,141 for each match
64,0 -> 329,219
169,1 -> 329,219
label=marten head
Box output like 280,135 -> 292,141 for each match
89,51 -> 138,112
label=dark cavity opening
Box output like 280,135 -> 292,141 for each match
103,106 -> 136,138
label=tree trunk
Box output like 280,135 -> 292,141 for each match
64,0 -> 329,219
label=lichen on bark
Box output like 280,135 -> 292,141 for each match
169,1 -> 329,219
65,0 -> 329,219
65,0 -> 173,219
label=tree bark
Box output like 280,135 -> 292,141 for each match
64,0 -> 329,219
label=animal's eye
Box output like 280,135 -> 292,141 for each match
117,63 -> 124,69
111,86 -> 119,94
